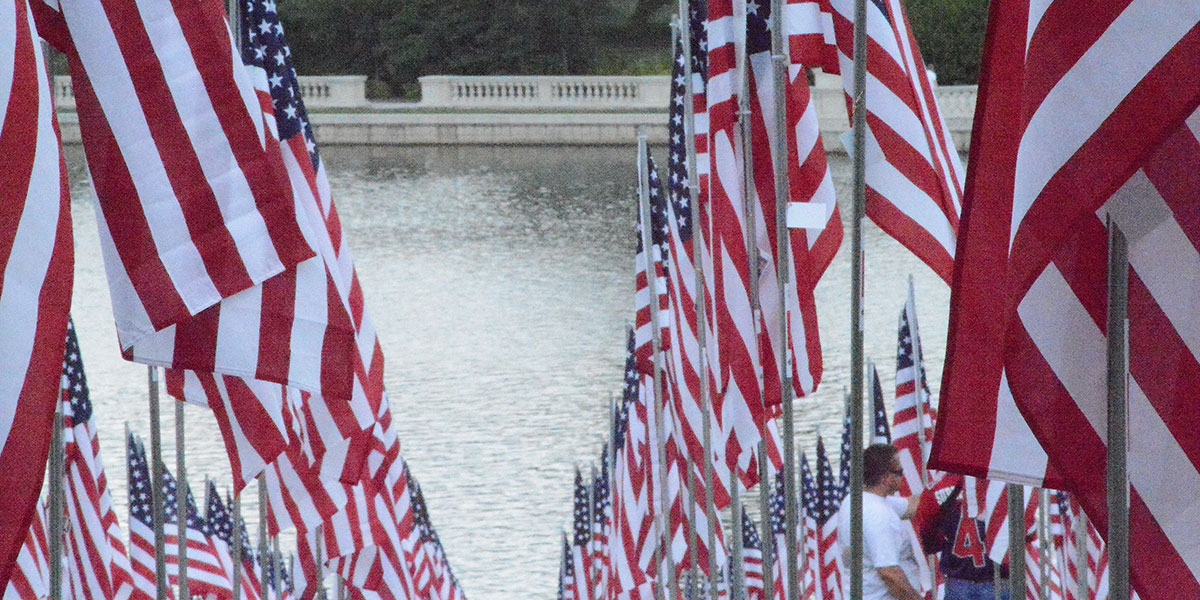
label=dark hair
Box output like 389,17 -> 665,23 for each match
863,444 -> 899,487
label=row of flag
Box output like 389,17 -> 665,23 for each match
0,0 -> 467,596
548,0 -> 1199,597
4,319 -> 461,600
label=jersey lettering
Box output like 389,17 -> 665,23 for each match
951,513 -> 986,568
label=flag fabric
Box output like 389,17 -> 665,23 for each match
609,333 -> 656,600
813,437 -> 842,600
740,508 -> 764,600
125,434 -> 179,600
570,469 -> 594,600
961,478 -> 1037,566
869,363 -> 891,444
159,462 -> 234,597
836,400 -> 851,500
30,0 -> 312,338
3,499 -> 51,600
591,449 -> 612,600
205,482 -> 262,600
60,321 -> 139,600
664,11 -> 736,510
798,455 -> 820,600
789,0 -> 964,281
561,534 -> 575,600
927,3 -> 1200,598
892,290 -> 936,497
0,0 -> 74,587
767,470 -> 794,600
634,150 -> 672,378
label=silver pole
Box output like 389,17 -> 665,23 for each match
336,574 -> 345,600
231,491 -> 243,600
849,0 -> 869,594
1038,489 -> 1049,600
1007,484 -> 1025,600
148,366 -> 168,600
1106,220 -> 1129,600
638,127 -> 678,600
798,460 -> 808,600
729,482 -> 745,600
1075,508 -> 1089,600
993,561 -> 1002,600
274,534 -> 285,600
48,388 -> 64,600
258,476 -> 269,600
175,401 -> 189,600
767,0 -> 801,596
316,525 -> 327,600
758,444 -> 775,600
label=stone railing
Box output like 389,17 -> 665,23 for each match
52,74 -> 368,110
418,75 -> 671,109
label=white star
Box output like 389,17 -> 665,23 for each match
275,51 -> 287,66
284,104 -> 298,119
305,136 -> 316,153
264,0 -> 276,12
254,45 -> 266,60
269,72 -> 284,88
747,0 -> 760,14
258,20 -> 272,34
274,22 -> 284,36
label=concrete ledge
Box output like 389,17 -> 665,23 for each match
307,111 -> 670,146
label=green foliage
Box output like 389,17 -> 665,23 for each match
904,0 -> 988,85
276,0 -> 985,95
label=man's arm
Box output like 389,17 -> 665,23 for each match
877,566 -> 923,600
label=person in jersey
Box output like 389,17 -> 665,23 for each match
920,482 -> 1009,600
837,444 -> 923,600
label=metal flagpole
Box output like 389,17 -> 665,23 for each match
729,482 -> 745,600
758,444 -> 775,600
674,0 -> 723,590
766,0 -> 802,596
1038,489 -> 1049,600
258,475 -> 269,599
1075,509 -> 1089,600
274,534 -> 286,600
1105,219 -> 1129,600
232,491 -> 243,600
797,455 -> 808,600
849,0 -> 869,593
317,525 -> 327,600
638,127 -> 679,600
148,366 -> 169,600
993,562 -> 1002,600
1007,484 -> 1025,600
176,401 -> 189,600
48,383 -> 64,600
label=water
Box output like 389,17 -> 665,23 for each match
66,145 -> 951,599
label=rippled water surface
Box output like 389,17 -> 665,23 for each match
66,145 -> 951,600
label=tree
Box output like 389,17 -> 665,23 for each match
904,0 -> 988,85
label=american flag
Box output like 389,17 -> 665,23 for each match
3,498 -> 51,600
740,507 -> 765,600
835,398 -> 851,502
814,437 -> 842,600
892,289 -> 935,497
591,450 -> 611,600
664,9 -> 737,510
160,461 -> 234,597
868,363 -> 891,444
798,455 -> 821,600
31,0 -> 313,335
570,468 -> 594,600
125,434 -> 179,600
928,4 -> 1200,598
0,0 -> 73,587
634,147 -> 672,377
789,0 -> 964,282
561,534 -> 575,600
767,470 -> 790,600
609,331 -> 656,600
60,321 -> 140,600
205,482 -> 262,600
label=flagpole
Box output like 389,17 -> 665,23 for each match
259,475 -> 269,599
317,525 -> 327,600
1007,485 -> 1024,600
1105,219 -> 1129,600
729,482 -> 745,600
148,366 -> 169,600
48,381 -> 64,600
848,0 -> 869,592
766,0 -> 802,595
274,534 -> 285,600
232,490 -> 243,600
638,127 -> 679,600
797,456 -> 809,600
757,443 -> 775,600
176,400 -> 189,600
675,0 -> 723,590
1038,489 -> 1049,600
1074,507 -> 1088,600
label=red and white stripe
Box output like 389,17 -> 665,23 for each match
892,292 -> 936,498
789,0 -> 964,282
0,0 -> 74,588
961,477 -> 1036,565
929,4 -> 1200,598
3,499 -> 51,600
32,0 -> 312,335
609,384 -> 657,600
62,391 -> 138,600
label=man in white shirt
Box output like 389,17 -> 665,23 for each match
838,444 -> 923,600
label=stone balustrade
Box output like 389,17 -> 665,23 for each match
51,74 -> 368,110
417,75 -> 671,110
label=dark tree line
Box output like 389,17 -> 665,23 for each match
278,0 -> 986,99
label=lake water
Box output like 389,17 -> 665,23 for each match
65,144 -> 951,599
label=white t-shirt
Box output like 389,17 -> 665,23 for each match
837,493 -> 921,600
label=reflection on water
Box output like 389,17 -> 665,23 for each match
67,145 -> 951,600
